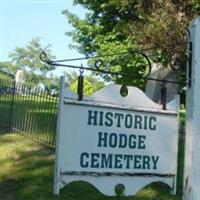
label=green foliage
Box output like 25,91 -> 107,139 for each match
64,71 -> 105,95
70,78 -> 95,95
0,62 -> 16,80
0,72 -> 12,81
85,74 -> 105,92
0,61 -> 17,75
9,37 -> 56,88
63,0 -> 200,89
64,70 -> 79,86
43,74 -> 60,96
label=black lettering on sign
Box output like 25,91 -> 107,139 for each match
80,153 -> 159,170
87,110 -> 157,131
97,132 -> 147,149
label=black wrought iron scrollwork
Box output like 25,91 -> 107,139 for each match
40,40 -> 192,109
40,51 -> 51,64
40,49 -> 185,85
134,51 -> 152,78
40,50 -> 153,79
93,51 -> 152,79
94,59 -> 104,71
184,27 -> 191,40
39,46 -> 191,88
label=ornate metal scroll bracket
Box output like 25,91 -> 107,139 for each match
40,43 -> 192,110
40,49 -> 191,86
40,50 -> 152,79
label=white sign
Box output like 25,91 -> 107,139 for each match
54,79 -> 179,196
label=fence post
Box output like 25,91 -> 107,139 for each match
54,76 -> 65,195
183,17 -> 200,200
8,80 -> 16,132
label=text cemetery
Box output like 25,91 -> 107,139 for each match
80,110 -> 159,170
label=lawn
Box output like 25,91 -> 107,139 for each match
0,93 -> 58,148
0,129 -> 183,200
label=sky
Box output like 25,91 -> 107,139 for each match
0,0 -> 86,76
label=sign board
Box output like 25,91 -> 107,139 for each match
54,78 -> 179,196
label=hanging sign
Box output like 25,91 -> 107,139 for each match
54,78 -> 179,196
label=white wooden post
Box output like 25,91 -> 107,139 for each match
183,17 -> 200,200
53,76 -> 65,195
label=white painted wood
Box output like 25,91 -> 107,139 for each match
86,84 -> 161,109
62,85 -> 78,99
53,76 -> 65,195
183,17 -> 200,200
54,82 -> 179,196
63,84 -> 178,113
60,103 -> 177,174
60,175 -> 174,196
166,95 -> 180,112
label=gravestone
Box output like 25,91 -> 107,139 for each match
15,69 -> 25,84
145,63 -> 179,104
15,69 -> 25,94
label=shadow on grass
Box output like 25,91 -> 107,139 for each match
0,143 -> 55,200
0,126 -> 10,134
0,134 -> 182,200
0,178 -> 17,200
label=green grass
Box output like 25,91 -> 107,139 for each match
0,130 -> 182,200
0,93 -> 58,147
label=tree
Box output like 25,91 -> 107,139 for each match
9,37 -> 55,87
63,0 -> 200,89
0,71 -> 14,81
0,62 -> 16,80
64,71 -> 105,95
0,61 -> 17,75
42,73 -> 61,96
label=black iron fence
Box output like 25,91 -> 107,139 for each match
0,79 -> 58,148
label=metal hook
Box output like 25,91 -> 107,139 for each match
39,51 -> 52,64
77,65 -> 84,101
161,81 -> 167,110
80,64 -> 84,75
